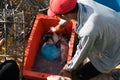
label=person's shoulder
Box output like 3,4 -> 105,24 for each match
77,0 -> 94,5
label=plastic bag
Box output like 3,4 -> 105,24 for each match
41,43 -> 61,60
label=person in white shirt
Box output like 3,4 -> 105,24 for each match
47,0 -> 120,80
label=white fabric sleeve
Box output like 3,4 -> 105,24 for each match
58,18 -> 67,26
65,35 -> 95,72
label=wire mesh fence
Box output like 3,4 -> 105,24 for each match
0,9 -> 25,63
0,0 -> 49,65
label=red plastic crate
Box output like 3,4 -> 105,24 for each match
23,14 -> 76,80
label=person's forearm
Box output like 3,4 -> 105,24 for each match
65,36 -> 93,72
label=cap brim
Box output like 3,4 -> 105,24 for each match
47,8 -> 56,17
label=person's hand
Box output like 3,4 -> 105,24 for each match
47,75 -> 71,80
59,69 -> 71,78
55,25 -> 61,31
0,32 -> 5,50
59,65 -> 72,78
49,25 -> 61,32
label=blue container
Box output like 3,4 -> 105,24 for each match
94,0 -> 120,13
41,43 -> 61,60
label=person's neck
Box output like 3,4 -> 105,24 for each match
74,11 -> 78,20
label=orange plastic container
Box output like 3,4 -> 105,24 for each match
23,14 -> 76,80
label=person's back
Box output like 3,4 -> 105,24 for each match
76,0 -> 120,73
